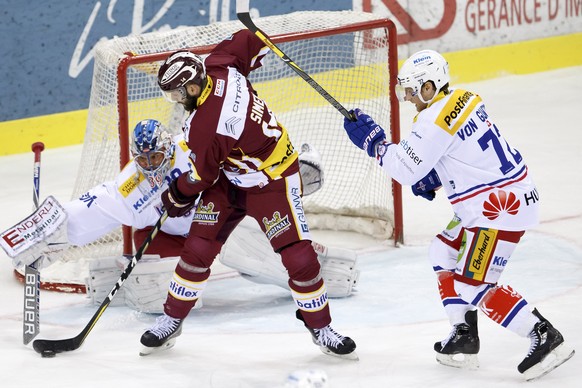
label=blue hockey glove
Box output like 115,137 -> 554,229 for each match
343,108 -> 386,157
411,169 -> 442,201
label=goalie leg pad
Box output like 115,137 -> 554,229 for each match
220,222 -> 360,297
220,223 -> 290,290
86,255 -> 201,313
85,257 -> 126,307
316,245 -> 359,298
123,255 -> 181,314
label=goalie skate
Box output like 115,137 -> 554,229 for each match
519,309 -> 575,381
435,310 -> 480,370
139,314 -> 183,356
295,310 -> 358,360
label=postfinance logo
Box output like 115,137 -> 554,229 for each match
435,89 -> 482,136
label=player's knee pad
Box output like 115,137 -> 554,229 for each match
181,235 -> 223,270
478,284 -> 537,336
280,240 -> 320,284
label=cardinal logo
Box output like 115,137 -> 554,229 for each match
482,190 -> 520,220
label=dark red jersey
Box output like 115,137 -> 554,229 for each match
177,29 -> 299,197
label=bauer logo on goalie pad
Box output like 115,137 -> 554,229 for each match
0,196 -> 67,258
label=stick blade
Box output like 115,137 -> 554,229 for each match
33,337 -> 80,354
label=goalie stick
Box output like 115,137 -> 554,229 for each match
23,142 -> 45,345
236,0 -> 354,121
32,211 -> 169,356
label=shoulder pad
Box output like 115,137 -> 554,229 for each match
434,89 -> 482,136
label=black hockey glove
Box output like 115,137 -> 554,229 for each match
161,178 -> 199,217
411,169 -> 442,201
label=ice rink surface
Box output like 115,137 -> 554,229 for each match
1,66 -> 581,387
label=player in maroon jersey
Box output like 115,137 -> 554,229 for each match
139,30 -> 357,359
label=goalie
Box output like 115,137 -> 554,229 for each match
1,119 -> 359,314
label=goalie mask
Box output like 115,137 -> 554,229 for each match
395,49 -> 449,104
157,50 -> 206,107
131,119 -> 174,190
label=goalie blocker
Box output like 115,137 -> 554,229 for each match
0,196 -> 68,269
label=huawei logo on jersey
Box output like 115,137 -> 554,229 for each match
482,190 -> 520,220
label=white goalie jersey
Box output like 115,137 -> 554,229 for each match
1,132 -> 358,313
64,135 -> 194,246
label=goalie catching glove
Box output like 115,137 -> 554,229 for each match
161,178 -> 199,217
343,108 -> 387,157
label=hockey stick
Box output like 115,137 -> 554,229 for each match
23,142 -> 45,345
32,210 -> 169,356
236,0 -> 354,121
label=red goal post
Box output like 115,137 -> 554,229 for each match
25,11 -> 402,292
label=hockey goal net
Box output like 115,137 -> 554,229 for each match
27,11 -> 402,292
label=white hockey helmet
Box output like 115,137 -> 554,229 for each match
396,49 -> 449,104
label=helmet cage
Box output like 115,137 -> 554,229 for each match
131,119 -> 174,190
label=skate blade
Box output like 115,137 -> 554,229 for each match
319,346 -> 359,361
436,352 -> 479,370
523,343 -> 575,381
139,338 -> 177,356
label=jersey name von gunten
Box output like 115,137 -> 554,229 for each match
64,135 -> 194,245
178,29 -> 299,197
379,88 -> 539,231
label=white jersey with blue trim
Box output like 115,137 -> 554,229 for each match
64,134 -> 194,246
378,88 -> 539,231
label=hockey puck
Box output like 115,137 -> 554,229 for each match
41,349 -> 56,358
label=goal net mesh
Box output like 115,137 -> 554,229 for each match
37,11 -> 400,290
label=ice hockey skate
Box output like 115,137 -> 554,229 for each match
518,309 -> 575,381
139,313 -> 183,356
295,310 -> 358,360
434,310 -> 480,369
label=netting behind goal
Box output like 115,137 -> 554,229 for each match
34,11 -> 401,291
